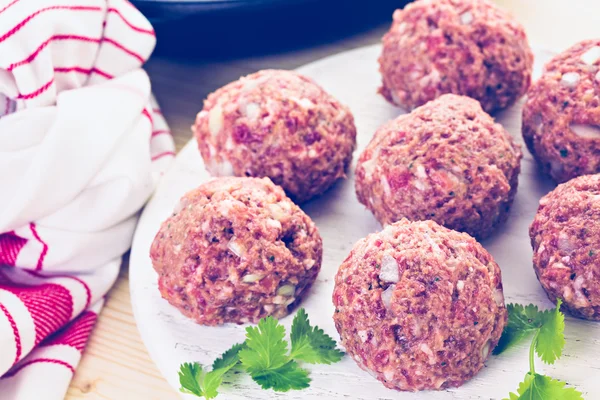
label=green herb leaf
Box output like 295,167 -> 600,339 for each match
178,344 -> 245,399
212,343 -> 245,370
178,309 -> 343,398
494,303 -> 544,355
239,316 -> 290,373
202,367 -> 231,399
536,299 -> 565,365
239,316 -> 312,392
250,360 -> 310,392
200,343 -> 246,399
290,308 -> 344,364
505,373 -> 583,400
201,371 -> 224,399
179,362 -> 205,397
499,301 -> 582,400
506,372 -> 534,400
507,304 -> 545,329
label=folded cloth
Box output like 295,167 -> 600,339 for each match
0,1 -> 174,398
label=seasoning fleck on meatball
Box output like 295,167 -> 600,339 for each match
333,219 -> 507,392
379,0 -> 533,114
530,174 -> 600,320
522,40 -> 600,183
150,177 -> 322,325
192,69 -> 357,203
355,94 -> 522,239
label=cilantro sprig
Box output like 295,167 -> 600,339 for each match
494,299 -> 584,400
290,308 -> 344,364
178,344 -> 244,399
178,308 -> 343,398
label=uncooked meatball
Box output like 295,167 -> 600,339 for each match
150,177 -> 322,325
379,0 -> 533,114
523,40 -> 600,183
355,94 -> 522,239
333,219 -> 507,391
192,69 -> 357,203
530,174 -> 600,320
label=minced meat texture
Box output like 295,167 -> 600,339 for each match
379,0 -> 533,114
192,69 -> 357,203
355,94 -> 522,239
150,177 -> 322,325
522,39 -> 600,183
530,174 -> 600,320
333,219 -> 507,391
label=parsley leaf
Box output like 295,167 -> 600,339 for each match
179,344 -> 245,399
507,303 -> 545,330
179,309 -> 343,398
495,300 -> 566,364
497,300 -> 583,400
212,343 -> 244,370
536,299 -> 565,365
239,314 -> 313,392
290,308 -> 344,364
179,362 -> 205,397
202,371 -> 226,400
240,316 -> 290,373
506,373 -> 583,400
202,343 -> 245,399
251,359 -> 310,391
494,304 -> 544,355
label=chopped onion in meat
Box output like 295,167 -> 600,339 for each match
242,273 -> 265,283
208,105 -> 224,137
571,124 -> 600,139
379,254 -> 399,282
227,237 -> 245,258
381,284 -> 396,310
277,284 -> 296,296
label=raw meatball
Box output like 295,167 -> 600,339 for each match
150,177 -> 322,325
333,219 -> 507,391
522,40 -> 600,183
530,174 -> 600,320
355,94 -> 522,239
192,69 -> 357,203
379,0 -> 533,114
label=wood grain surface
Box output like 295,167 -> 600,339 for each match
66,1 -> 600,398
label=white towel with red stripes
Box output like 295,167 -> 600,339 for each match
0,0 -> 174,398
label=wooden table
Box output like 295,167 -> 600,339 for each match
66,1 -> 599,398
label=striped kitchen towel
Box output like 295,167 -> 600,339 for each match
0,0 -> 174,398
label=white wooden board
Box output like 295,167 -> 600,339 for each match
130,45 -> 600,399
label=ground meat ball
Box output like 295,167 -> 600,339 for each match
355,94 -> 522,239
150,177 -> 322,325
522,40 -> 600,183
192,69 -> 357,203
530,174 -> 600,320
333,219 -> 507,391
379,0 -> 533,114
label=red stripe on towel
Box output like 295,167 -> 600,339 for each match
107,7 -> 154,36
2,358 -> 75,379
0,5 -> 102,44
